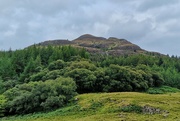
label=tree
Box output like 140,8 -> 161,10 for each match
0,57 -> 16,80
48,60 -> 65,71
65,68 -> 96,93
19,56 -> 42,83
93,68 -> 109,92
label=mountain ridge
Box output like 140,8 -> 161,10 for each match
33,34 -> 161,56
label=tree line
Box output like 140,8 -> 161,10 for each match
0,45 -> 180,116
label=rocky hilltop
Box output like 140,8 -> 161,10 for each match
34,34 -> 147,55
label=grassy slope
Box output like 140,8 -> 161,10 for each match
1,92 -> 180,121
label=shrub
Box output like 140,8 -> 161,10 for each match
120,104 -> 142,113
89,100 -> 103,110
3,77 -> 77,115
147,88 -> 164,94
147,86 -> 180,94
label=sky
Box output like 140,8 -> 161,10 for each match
0,0 -> 180,56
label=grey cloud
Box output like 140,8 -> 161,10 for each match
136,26 -> 180,56
19,0 -> 96,17
0,0 -> 180,56
138,0 -> 178,11
155,4 -> 180,22
108,18 -> 154,41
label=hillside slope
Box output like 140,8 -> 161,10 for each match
2,92 -> 180,121
34,34 -> 148,56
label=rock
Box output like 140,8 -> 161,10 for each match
74,98 -> 79,101
142,105 -> 163,115
163,113 -> 169,118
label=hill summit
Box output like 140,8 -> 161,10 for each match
35,34 -> 147,55
75,34 -> 106,40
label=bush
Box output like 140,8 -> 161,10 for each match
3,77 -> 77,115
147,88 -> 164,94
147,86 -> 180,94
120,104 -> 142,113
89,100 -> 103,110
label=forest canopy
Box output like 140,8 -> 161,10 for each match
0,45 -> 180,116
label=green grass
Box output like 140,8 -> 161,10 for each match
1,92 -> 180,121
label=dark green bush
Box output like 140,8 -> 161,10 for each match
120,104 -> 142,113
3,77 -> 77,115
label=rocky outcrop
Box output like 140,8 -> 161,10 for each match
73,34 -> 145,55
142,105 -> 169,117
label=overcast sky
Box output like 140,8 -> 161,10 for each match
0,0 -> 180,56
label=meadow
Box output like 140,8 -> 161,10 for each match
1,92 -> 180,121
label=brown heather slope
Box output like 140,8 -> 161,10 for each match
34,34 -> 159,56
73,34 -> 144,55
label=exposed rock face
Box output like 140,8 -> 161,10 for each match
32,34 -> 147,56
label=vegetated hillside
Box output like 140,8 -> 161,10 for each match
0,34 -> 180,119
1,92 -> 180,121
36,34 -> 150,56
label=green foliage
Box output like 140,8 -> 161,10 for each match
1,44 -> 180,116
0,95 -> 6,117
67,61 -> 97,71
89,100 -> 103,110
48,60 -> 65,71
104,64 -> 163,92
120,104 -> 142,113
19,56 -> 42,83
29,70 -> 47,81
147,86 -> 180,94
3,77 -> 77,115
0,57 -> 16,80
42,70 -> 62,80
0,80 -> 18,94
93,68 -> 110,92
65,68 -> 96,93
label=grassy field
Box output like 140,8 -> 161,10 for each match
1,92 -> 180,121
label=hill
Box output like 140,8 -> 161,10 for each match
1,34 -> 180,120
1,92 -> 180,121
34,34 -> 149,56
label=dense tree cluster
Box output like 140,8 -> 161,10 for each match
0,45 -> 180,116
3,77 -> 76,115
